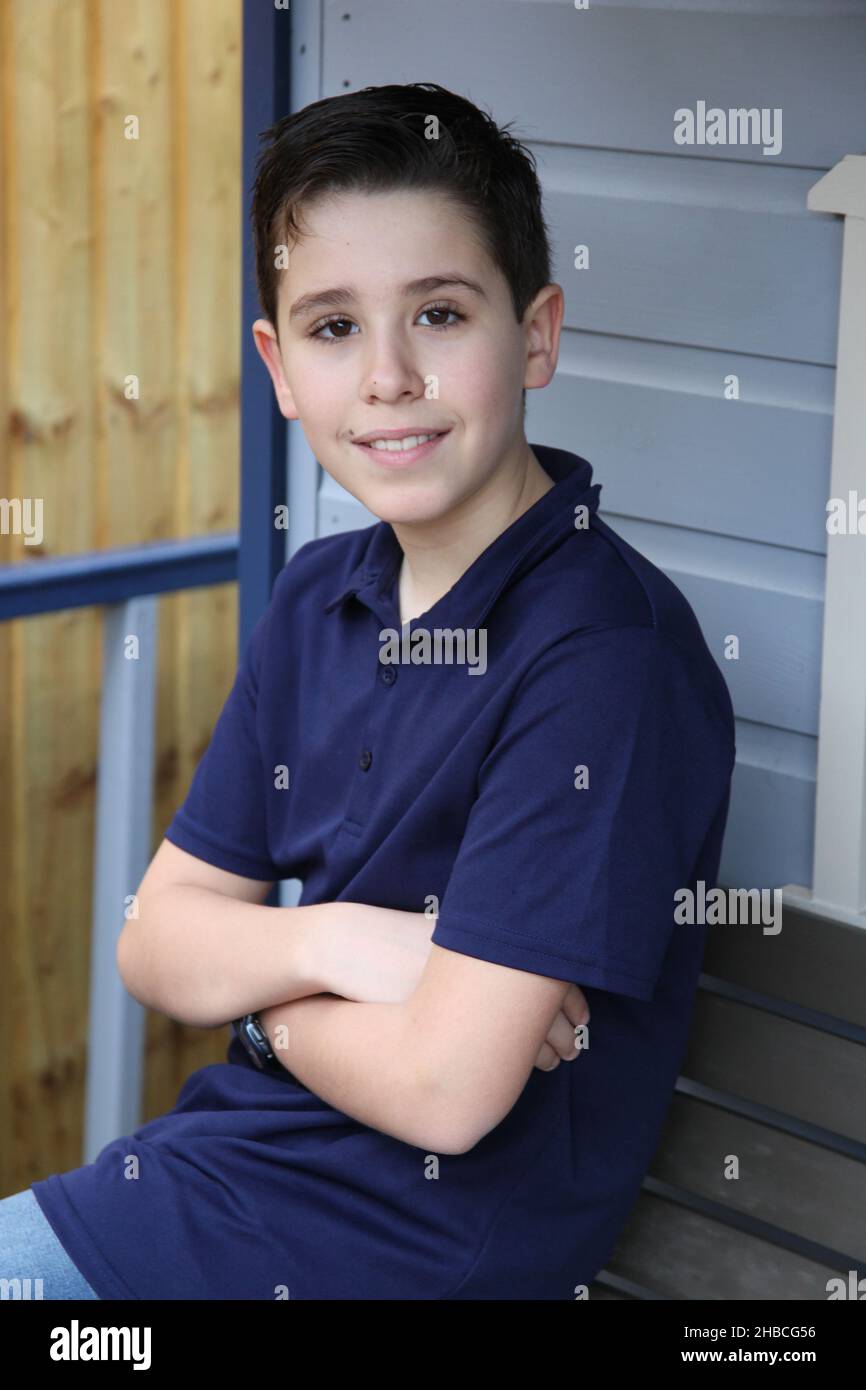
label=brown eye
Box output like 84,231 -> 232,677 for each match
308,303 -> 465,345
419,304 -> 465,330
319,317 -> 355,340
309,316 -> 360,343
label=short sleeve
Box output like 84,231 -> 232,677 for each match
431,625 -> 732,1001
164,605 -> 279,880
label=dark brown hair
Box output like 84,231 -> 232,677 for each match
249,82 -> 553,356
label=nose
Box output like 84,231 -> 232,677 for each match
359,334 -> 429,403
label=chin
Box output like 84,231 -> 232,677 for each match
364,485 -> 456,528
369,503 -> 443,528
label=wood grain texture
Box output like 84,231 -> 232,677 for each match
2,0 -> 242,1195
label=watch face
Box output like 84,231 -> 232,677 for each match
233,1014 -> 283,1076
246,1015 -> 277,1066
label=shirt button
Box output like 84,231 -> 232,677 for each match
380,666 -> 397,685
359,749 -> 373,770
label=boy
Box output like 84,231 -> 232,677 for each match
29,83 -> 736,1299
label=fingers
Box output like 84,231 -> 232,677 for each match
560,982 -> 590,1028
534,1041 -> 560,1071
544,1009 -> 580,1061
536,989 -> 591,1071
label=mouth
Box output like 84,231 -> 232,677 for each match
351,430 -> 451,469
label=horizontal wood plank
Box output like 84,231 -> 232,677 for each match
325,0 -> 866,168
650,1092 -> 866,1258
539,147 -> 842,362
604,1190 -> 843,1299
682,993 -> 866,1143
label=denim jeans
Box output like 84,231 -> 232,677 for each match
0,1187 -> 100,1299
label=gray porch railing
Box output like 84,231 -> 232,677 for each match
1,536 -> 237,1158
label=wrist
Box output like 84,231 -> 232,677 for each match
260,994 -> 330,1074
293,901 -> 347,996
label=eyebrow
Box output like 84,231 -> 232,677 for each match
288,275 -> 487,324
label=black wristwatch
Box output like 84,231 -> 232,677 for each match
232,1012 -> 284,1076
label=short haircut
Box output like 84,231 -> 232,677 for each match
250,82 -> 554,414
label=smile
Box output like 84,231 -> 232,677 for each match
352,431 -> 450,467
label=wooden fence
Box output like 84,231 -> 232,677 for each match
1,0 -> 243,1194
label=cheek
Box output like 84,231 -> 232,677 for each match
288,355 -> 335,395
454,341 -> 520,414
450,336 -> 511,397
284,359 -> 350,429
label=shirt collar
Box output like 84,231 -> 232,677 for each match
322,443 -> 602,629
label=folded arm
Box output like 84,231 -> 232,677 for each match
120,840 -> 586,1152
259,992 -> 449,1148
261,943 -> 585,1154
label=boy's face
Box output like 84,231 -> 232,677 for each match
252,189 -> 562,527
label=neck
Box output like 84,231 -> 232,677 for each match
393,441 -> 554,625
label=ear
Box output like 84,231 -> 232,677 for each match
523,283 -> 564,392
251,318 -> 299,421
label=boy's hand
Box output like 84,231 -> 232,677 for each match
312,902 -> 439,1004
309,902 -> 589,1072
533,983 -> 590,1072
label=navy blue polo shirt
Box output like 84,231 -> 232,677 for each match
31,443 -> 736,1300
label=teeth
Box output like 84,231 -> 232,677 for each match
367,433 -> 439,452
